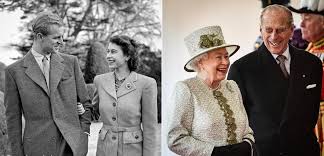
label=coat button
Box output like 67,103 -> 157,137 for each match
112,117 -> 116,121
135,135 -> 139,139
112,136 -> 116,140
112,102 -> 116,107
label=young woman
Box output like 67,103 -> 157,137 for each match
90,36 -> 158,156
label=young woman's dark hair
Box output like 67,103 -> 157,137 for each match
109,35 -> 139,71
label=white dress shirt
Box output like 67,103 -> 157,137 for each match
271,46 -> 291,74
31,48 -> 51,73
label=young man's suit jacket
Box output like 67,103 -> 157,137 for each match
4,51 -> 92,156
228,44 -> 322,156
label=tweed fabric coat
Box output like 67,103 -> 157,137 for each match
92,72 -> 158,156
4,51 -> 92,156
168,78 -> 254,156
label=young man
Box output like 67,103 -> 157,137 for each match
4,12 -> 92,156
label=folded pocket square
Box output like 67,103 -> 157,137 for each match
306,84 -> 317,89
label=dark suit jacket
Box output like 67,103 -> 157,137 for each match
228,44 -> 322,156
4,51 -> 92,156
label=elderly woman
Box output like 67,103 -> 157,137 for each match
167,26 -> 255,156
79,35 -> 158,156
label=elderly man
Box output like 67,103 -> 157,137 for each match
228,4 -> 322,156
4,12 -> 92,156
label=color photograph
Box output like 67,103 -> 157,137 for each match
161,0 -> 324,155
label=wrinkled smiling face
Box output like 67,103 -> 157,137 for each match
40,24 -> 64,54
260,10 -> 293,55
199,48 -> 230,82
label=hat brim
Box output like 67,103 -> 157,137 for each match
184,44 -> 240,72
288,6 -> 324,16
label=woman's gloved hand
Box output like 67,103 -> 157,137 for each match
211,141 -> 251,156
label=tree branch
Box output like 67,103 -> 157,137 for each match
71,0 -> 93,38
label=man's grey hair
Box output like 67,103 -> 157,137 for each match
260,4 -> 294,27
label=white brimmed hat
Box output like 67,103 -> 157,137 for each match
288,0 -> 324,16
184,25 -> 240,72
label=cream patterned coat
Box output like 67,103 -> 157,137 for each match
168,77 -> 254,156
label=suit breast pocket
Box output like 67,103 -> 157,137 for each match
304,82 -> 318,93
58,72 -> 75,94
303,82 -> 319,105
61,72 -> 72,82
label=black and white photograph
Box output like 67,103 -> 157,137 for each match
0,0 -> 161,155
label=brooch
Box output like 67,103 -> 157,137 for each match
126,83 -> 132,90
199,33 -> 224,49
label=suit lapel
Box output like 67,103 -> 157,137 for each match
288,46 -> 297,86
117,72 -> 137,98
49,52 -> 65,94
279,45 -> 309,129
259,44 -> 286,79
279,45 -> 298,127
285,45 -> 304,111
23,51 -> 49,96
259,44 -> 291,124
102,73 -> 117,100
